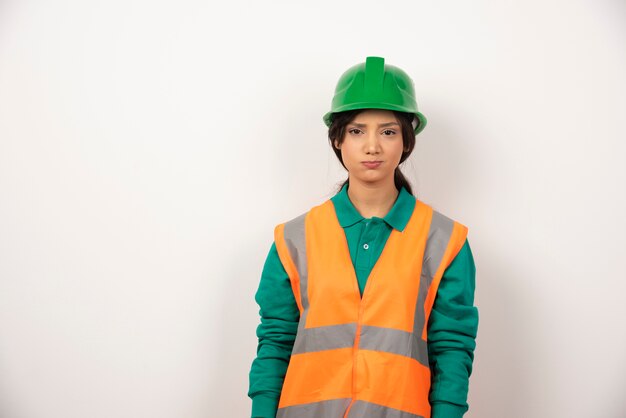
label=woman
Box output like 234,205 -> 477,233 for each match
248,56 -> 479,418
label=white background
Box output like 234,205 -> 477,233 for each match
1,0 -> 625,417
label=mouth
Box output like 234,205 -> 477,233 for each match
362,161 -> 383,168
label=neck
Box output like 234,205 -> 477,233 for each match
346,177 -> 399,219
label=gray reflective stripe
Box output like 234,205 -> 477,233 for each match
276,398 -> 352,418
359,325 -> 429,367
277,398 -> 426,418
283,212 -> 308,316
292,322 -> 357,354
348,400 -> 426,418
291,323 -> 429,367
413,210 -> 454,340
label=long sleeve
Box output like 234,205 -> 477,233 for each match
427,238 -> 479,418
248,242 -> 300,418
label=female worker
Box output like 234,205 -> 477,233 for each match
248,56 -> 479,418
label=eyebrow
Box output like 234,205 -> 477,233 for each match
349,122 -> 400,128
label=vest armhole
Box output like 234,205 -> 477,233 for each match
421,221 -> 469,340
449,222 -> 469,262
274,223 -> 304,315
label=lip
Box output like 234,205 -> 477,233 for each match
362,161 -> 382,169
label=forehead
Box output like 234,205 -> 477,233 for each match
350,109 -> 398,124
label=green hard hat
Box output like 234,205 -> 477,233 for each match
323,56 -> 427,135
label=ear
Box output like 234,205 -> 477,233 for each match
334,139 -> 341,149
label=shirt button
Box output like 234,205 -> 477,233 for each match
363,243 -> 369,250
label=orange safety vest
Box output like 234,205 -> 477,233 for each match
273,197 -> 468,418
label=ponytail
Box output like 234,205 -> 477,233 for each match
394,166 -> 413,196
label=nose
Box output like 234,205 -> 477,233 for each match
364,131 -> 381,154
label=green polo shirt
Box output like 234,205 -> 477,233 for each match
248,183 -> 479,418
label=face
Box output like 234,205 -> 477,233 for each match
333,109 -> 406,188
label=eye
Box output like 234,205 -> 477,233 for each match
382,129 -> 397,136
348,128 -> 363,135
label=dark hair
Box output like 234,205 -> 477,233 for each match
328,109 -> 417,196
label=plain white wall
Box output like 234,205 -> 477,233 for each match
1,0 -> 624,417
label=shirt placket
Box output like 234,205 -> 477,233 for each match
355,219 -> 380,274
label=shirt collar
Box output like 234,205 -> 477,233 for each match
330,182 -> 416,232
